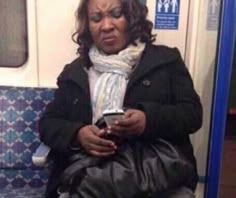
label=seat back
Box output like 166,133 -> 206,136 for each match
0,86 -> 54,188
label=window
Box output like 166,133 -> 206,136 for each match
0,0 -> 28,67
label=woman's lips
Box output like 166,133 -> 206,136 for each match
102,36 -> 116,44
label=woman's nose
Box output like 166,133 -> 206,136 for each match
101,17 -> 114,32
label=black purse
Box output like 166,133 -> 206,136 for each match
58,139 -> 197,198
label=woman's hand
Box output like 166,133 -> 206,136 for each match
77,125 -> 117,157
110,109 -> 146,136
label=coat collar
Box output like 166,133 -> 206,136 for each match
58,44 -> 179,91
57,58 -> 89,92
127,44 -> 179,90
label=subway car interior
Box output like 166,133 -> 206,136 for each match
0,0 -> 236,197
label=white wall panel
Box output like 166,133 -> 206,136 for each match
37,0 -> 79,87
147,0 -> 189,58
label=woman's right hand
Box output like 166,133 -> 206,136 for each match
77,125 -> 117,157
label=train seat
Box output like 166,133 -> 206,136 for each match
0,86 -> 54,198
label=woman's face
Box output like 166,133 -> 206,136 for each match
87,0 -> 129,54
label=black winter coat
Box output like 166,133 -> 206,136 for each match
39,44 -> 202,197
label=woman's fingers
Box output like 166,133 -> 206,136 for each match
89,134 -> 117,149
86,136 -> 117,156
87,141 -> 116,152
110,109 -> 146,135
111,122 -> 139,136
78,125 -> 117,156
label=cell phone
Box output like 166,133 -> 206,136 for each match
102,109 -> 125,127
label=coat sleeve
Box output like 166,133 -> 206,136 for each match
138,48 -> 203,140
39,77 -> 85,155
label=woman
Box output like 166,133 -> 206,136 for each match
39,0 -> 202,197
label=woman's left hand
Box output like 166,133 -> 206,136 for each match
109,109 -> 146,136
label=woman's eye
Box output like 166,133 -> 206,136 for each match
111,8 -> 123,18
90,13 -> 102,22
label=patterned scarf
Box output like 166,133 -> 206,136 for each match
89,41 -> 146,123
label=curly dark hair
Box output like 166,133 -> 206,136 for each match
72,0 -> 155,64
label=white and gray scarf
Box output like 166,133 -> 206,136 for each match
89,41 -> 146,123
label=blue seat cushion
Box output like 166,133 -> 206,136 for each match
0,186 -> 46,198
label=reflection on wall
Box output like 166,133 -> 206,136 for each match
187,0 -> 221,187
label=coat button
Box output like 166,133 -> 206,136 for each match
73,98 -> 79,104
142,80 -> 151,87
